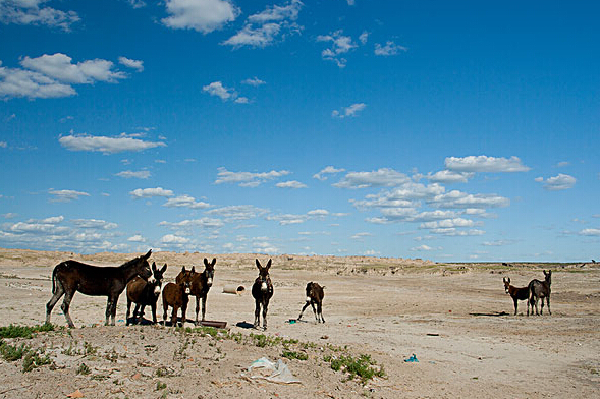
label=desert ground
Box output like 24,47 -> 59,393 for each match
1,247 -> 599,398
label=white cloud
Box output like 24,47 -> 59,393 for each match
115,170 -> 151,179
129,187 -> 174,198
332,103 -> 366,118
334,168 -> 410,189
206,205 -> 268,221
276,180 -> 307,188
430,228 -> 485,236
234,96 -> 249,104
162,0 -> 239,34
2,213 -> 17,218
9,221 -> 69,234
222,0 -> 303,48
359,31 -> 369,44
317,30 -> 357,67
71,219 -> 117,230
307,209 -> 329,217
203,81 -> 234,100
242,77 -> 266,86
266,214 -> 306,225
482,240 -> 515,246
126,1 -> 146,9
21,53 -> 125,83
0,63 -> 76,99
118,57 -> 144,72
374,41 -> 407,56
445,155 -> 530,173
535,173 -> 577,191
426,170 -> 474,183
0,141 -> 6,148
420,218 -> 478,229
163,195 -> 210,209
579,228 -> 600,236
215,167 -> 290,186
159,218 -> 223,229
313,166 -> 345,180
351,232 -> 373,239
429,190 -> 510,209
127,234 -> 146,242
59,133 -> 166,154
411,244 -> 432,251
161,234 -> 189,244
48,189 -> 90,203
0,0 -> 79,31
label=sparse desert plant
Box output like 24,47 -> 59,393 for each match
76,362 -> 91,375
22,351 -> 51,373
156,381 -> 167,391
282,350 -> 308,360
0,324 -> 54,339
323,354 -> 385,384
0,340 -> 30,361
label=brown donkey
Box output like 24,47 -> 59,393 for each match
175,259 -> 216,325
298,282 -> 326,323
162,279 -> 190,327
252,259 -> 273,330
46,250 -> 152,328
529,270 -> 552,316
126,262 -> 167,325
502,277 -> 531,316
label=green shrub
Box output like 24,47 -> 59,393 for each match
281,350 -> 308,360
0,324 -> 54,339
76,363 -> 91,375
323,354 -> 385,384
0,340 -> 30,361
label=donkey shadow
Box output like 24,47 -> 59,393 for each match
235,321 -> 255,329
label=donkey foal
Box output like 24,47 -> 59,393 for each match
126,262 -> 167,325
298,282 -> 325,323
503,277 -> 530,316
162,279 -> 190,327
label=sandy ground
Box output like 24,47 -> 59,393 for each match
1,248 -> 599,398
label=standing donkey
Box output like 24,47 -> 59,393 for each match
162,278 -> 191,327
298,282 -> 326,323
46,250 -> 153,328
529,270 -> 552,316
252,259 -> 273,330
175,259 -> 216,325
126,262 -> 167,325
502,277 -> 531,316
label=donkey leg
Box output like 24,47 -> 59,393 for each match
163,303 -> 168,326
513,298 -> 518,316
547,296 -> 551,316
61,291 -> 76,328
318,302 -> 325,323
181,302 -> 187,327
151,303 -> 157,324
195,296 -> 200,326
111,299 -> 118,325
126,299 -> 132,326
254,299 -> 261,329
46,283 -> 65,325
171,306 -> 178,327
298,301 -> 310,320
262,299 -> 269,331
311,302 -> 318,323
201,295 -> 207,322
540,297 -> 545,316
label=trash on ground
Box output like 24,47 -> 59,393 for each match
404,354 -> 419,362
242,357 -> 301,384
222,285 -> 245,295
426,333 -> 440,336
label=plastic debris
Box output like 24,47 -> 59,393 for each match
66,390 -> 84,398
404,354 -> 419,362
242,357 -> 301,384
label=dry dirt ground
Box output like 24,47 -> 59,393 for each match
1,248 -> 599,398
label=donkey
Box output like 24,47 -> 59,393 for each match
298,282 -> 326,323
529,270 -> 552,316
162,279 -> 191,327
502,277 -> 531,316
46,250 -> 152,328
175,259 -> 216,325
126,262 -> 167,325
252,259 -> 273,330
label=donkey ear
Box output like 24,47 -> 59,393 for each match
152,262 -> 157,272
502,277 -> 506,283
211,258 -> 216,267
266,259 -> 272,270
161,264 -> 167,273
191,266 -> 196,273
256,259 -> 262,269
204,258 -> 209,267
143,249 -> 152,260
181,266 -> 186,273
507,277 -> 510,284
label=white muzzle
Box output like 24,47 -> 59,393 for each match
306,296 -> 311,302
261,282 -> 268,291
185,287 -> 190,294
207,278 -> 213,287
148,276 -> 156,284
154,286 -> 161,295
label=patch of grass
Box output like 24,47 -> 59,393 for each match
156,381 -> 167,391
84,341 -> 97,356
76,363 -> 91,376
22,351 -> 51,373
0,340 -> 30,361
282,350 -> 308,360
323,354 -> 385,384
0,324 -> 54,339
250,333 -> 297,348
155,366 -> 174,378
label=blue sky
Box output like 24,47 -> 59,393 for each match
0,0 -> 598,261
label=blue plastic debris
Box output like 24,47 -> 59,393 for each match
404,354 -> 419,362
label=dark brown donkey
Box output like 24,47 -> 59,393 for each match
502,277 -> 531,316
46,250 -> 153,328
126,262 -> 167,325
298,282 -> 326,323
175,259 -> 216,325
529,270 -> 552,316
162,279 -> 190,327
252,259 -> 273,330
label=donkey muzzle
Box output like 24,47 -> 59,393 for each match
185,287 -> 190,294
207,278 -> 213,287
148,276 -> 156,284
261,282 -> 268,291
154,286 -> 161,296
306,296 -> 312,302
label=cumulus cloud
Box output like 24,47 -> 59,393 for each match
159,218 -> 223,229
59,133 -> 166,154
351,232 -> 373,240
215,167 -> 290,187
0,141 -> 6,148
202,81 -> 249,104
429,190 -> 510,209
334,168 -> 410,189
118,57 -> 144,72
0,62 -> 76,99
222,0 -> 303,48
48,189 -> 90,203
206,205 -> 268,221
332,103 -> 366,118
163,195 -> 210,209
359,31 -> 369,44
374,41 -> 407,56
129,187 -> 174,198
426,170 -> 474,183
0,0 -> 79,31
420,218 -> 479,229
579,228 -> 600,236
313,166 -> 345,181
127,234 -> 146,242
71,219 -> 117,230
162,0 -> 239,34
535,173 -> 577,190
126,1 -> 146,9
242,77 -> 266,86
266,209 -> 329,225
115,170 -> 151,179
445,155 -> 530,173
317,30 -> 357,67
411,244 -> 433,251
161,234 -> 189,244
276,180 -> 307,188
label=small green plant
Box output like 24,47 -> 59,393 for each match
282,350 -> 308,360
76,363 -> 91,375
156,381 -> 167,391
323,354 -> 385,384
22,351 -> 51,373
0,340 -> 30,361
250,333 -> 298,348
0,324 -> 54,339
155,366 -> 173,378
84,341 -> 97,356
